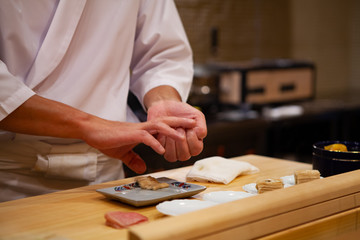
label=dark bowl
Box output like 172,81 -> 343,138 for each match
312,141 -> 360,177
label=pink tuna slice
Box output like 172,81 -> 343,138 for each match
104,211 -> 148,229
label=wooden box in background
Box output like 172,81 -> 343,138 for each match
212,59 -> 315,106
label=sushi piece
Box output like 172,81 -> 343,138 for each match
135,176 -> 169,190
256,178 -> 284,194
294,170 -> 320,184
104,211 -> 148,229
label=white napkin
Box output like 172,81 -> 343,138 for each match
33,153 -> 97,181
186,156 -> 259,184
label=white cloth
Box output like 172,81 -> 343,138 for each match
186,156 -> 260,184
0,0 -> 193,201
0,140 -> 125,202
34,153 -> 98,181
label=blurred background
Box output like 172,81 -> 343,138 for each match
126,0 -> 360,176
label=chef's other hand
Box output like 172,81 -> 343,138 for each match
147,100 -> 207,162
83,116 -> 196,173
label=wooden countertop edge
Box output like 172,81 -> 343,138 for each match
128,168 -> 360,240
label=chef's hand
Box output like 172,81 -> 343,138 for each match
82,117 -> 196,173
147,100 -> 207,162
0,94 -> 196,174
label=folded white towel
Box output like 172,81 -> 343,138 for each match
186,156 -> 259,184
33,153 -> 97,181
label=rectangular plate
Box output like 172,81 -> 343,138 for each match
96,177 -> 207,207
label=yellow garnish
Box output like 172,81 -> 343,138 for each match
324,143 -> 348,152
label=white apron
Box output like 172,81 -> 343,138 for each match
0,136 -> 125,202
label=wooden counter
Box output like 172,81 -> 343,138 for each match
0,155 -> 359,240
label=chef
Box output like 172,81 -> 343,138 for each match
0,0 -> 207,202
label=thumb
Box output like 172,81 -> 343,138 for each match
121,150 -> 147,174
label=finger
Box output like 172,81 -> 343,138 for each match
157,133 -> 166,147
160,117 -> 196,129
163,137 -> 177,162
138,130 -> 165,155
120,150 -> 147,174
146,121 -> 186,141
186,128 -> 204,156
194,113 -> 208,140
175,128 -> 191,161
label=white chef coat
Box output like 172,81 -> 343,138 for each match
0,0 -> 193,201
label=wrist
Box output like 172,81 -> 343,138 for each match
143,85 -> 182,110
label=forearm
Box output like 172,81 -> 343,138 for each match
0,94 -> 199,173
0,94 -> 93,140
143,85 -> 182,110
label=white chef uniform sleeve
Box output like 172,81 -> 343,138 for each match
129,0 -> 193,108
0,61 -> 36,121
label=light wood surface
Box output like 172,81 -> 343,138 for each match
129,159 -> 360,240
0,155 -> 358,240
262,207 -> 360,240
